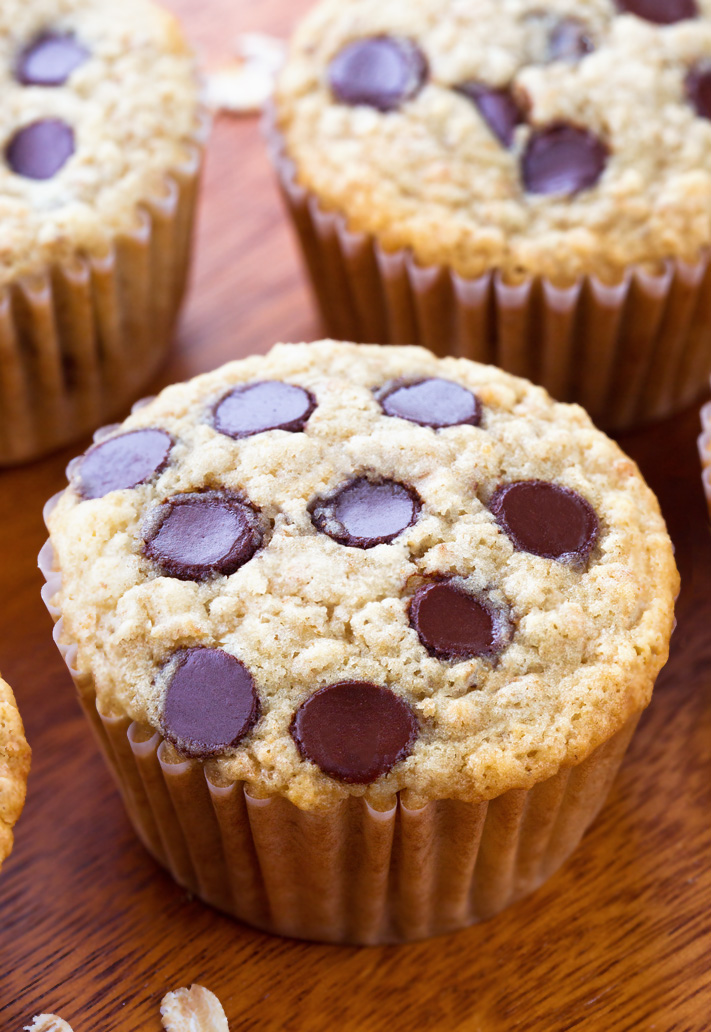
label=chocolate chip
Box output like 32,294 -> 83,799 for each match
522,125 -> 607,195
5,119 -> 74,180
162,648 -> 260,758
456,83 -> 523,147
309,477 -> 421,548
687,64 -> 711,120
16,32 -> 89,86
144,491 -> 262,581
547,19 -> 594,61
328,36 -> 427,112
214,381 -> 316,439
410,581 -> 504,660
615,0 -> 697,24
379,378 -> 482,428
490,480 -> 598,562
76,429 -> 173,500
290,681 -> 418,784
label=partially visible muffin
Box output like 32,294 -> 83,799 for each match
0,0 -> 205,464
42,341 -> 678,942
0,676 -> 31,871
271,0 -> 711,428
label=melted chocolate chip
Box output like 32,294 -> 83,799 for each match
162,647 -> 260,758
548,19 -> 594,62
290,681 -> 418,784
214,381 -> 316,439
379,378 -> 482,428
410,582 -> 503,660
5,118 -> 74,179
16,32 -> 89,86
615,0 -> 697,24
328,36 -> 427,112
309,478 -> 421,548
490,480 -> 598,562
456,83 -> 524,147
144,491 -> 262,580
77,429 -> 173,500
522,125 -> 607,195
687,64 -> 711,120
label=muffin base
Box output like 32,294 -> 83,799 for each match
267,117 -> 711,433
0,112 -> 209,467
40,525 -> 641,945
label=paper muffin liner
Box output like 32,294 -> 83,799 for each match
266,116 -> 711,432
0,112 -> 209,467
39,517 -> 641,944
698,399 -> 711,518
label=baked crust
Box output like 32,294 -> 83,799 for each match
47,341 -> 679,809
0,0 -> 201,286
275,0 -> 711,282
0,675 -> 31,869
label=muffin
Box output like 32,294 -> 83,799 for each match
270,0 -> 711,430
699,395 -> 711,511
40,340 -> 678,943
0,0 -> 206,465
0,676 -> 31,872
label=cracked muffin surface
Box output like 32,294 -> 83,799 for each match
46,341 -> 678,809
0,676 -> 31,870
275,0 -> 711,281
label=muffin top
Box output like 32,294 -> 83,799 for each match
46,341 -> 678,810
0,0 -> 201,286
0,676 -> 31,870
275,0 -> 711,282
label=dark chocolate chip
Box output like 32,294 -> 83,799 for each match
686,64 -> 711,120
16,32 -> 89,86
456,83 -> 524,147
214,381 -> 316,439
162,647 -> 260,758
77,429 -> 173,499
5,118 -> 74,180
328,36 -> 427,112
547,19 -> 594,62
144,491 -> 262,581
290,681 -> 418,784
379,378 -> 482,428
522,124 -> 607,195
490,480 -> 598,562
615,0 -> 697,24
309,477 -> 421,548
410,581 -> 502,660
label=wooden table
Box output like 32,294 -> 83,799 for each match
1,1 -> 709,1028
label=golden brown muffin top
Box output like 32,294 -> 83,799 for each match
0,675 -> 31,869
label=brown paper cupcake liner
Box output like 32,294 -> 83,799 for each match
698,399 -> 711,517
266,116 -> 711,432
39,518 -> 641,944
0,112 -> 209,467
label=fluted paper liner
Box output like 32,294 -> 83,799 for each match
0,113 -> 208,466
699,399 -> 711,517
39,527 -> 640,944
266,116 -> 711,432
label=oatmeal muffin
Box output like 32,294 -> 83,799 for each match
0,676 -> 31,872
699,396 -> 711,512
41,340 -> 678,942
270,0 -> 711,428
0,0 -> 205,465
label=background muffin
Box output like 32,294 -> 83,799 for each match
41,340 -> 678,943
0,676 -> 31,872
271,0 -> 711,429
0,0 -> 206,465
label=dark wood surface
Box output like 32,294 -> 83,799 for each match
1,1 -> 710,1028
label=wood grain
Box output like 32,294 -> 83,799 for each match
0,1 -> 709,1028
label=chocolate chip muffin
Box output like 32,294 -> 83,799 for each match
0,676 -> 31,872
41,340 -> 678,942
0,0 -> 205,464
270,0 -> 711,429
